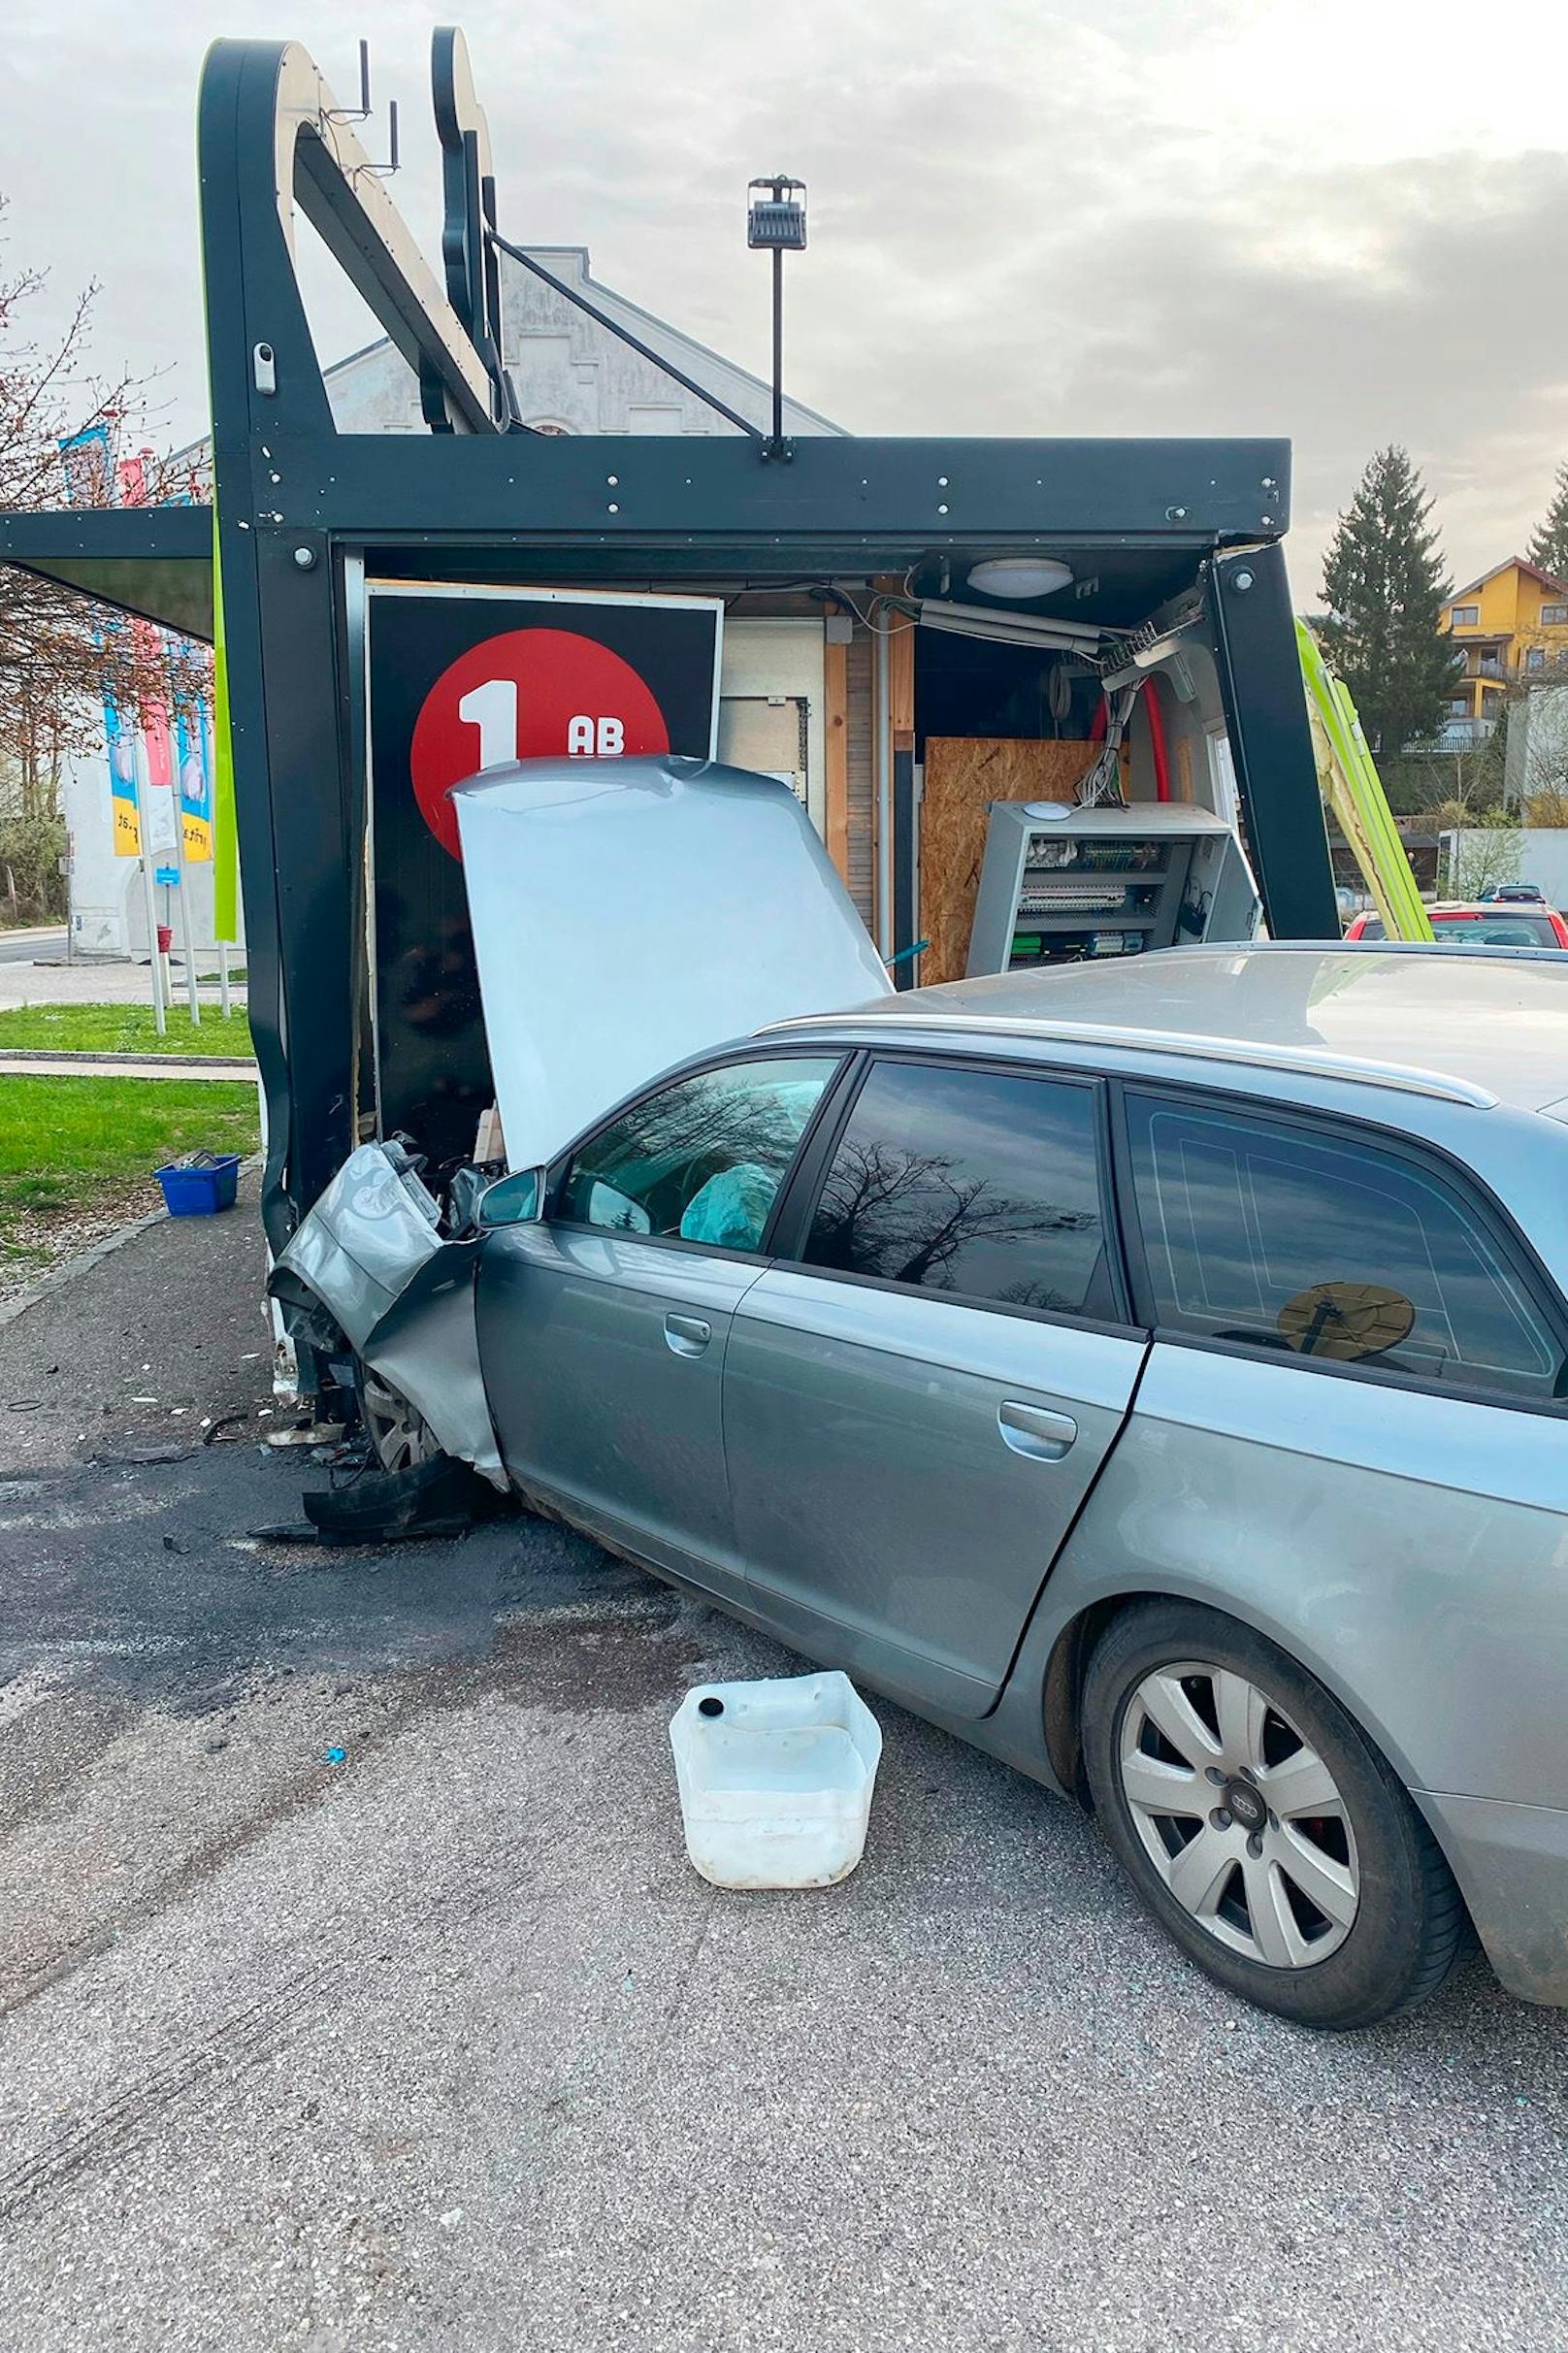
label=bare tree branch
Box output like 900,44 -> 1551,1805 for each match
0,199 -> 209,916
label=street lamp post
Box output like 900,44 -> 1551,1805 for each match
746,177 -> 806,462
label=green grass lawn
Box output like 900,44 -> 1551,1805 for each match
0,1003 -> 253,1058
0,1075 -> 260,1266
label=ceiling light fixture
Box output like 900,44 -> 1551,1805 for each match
967,557 -> 1074,601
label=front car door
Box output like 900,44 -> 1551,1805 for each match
476,1051 -> 844,1587
721,1053 -> 1150,1716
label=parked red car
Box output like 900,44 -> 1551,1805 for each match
1345,901 -> 1568,950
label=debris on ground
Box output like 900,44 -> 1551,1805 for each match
305,1455 -> 510,1544
0,1192 -> 153,1313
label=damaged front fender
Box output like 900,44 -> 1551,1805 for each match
271,1143 -> 506,1488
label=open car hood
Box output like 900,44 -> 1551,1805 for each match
453,755 -> 893,1171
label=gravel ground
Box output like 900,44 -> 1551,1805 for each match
1,1189 -> 1565,2351
0,1188 -> 168,1315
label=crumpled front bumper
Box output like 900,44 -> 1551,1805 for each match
272,1142 -> 506,1487
1417,1789 -> 1568,2007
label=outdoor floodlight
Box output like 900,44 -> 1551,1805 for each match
747,176 -> 807,460
747,178 -> 807,250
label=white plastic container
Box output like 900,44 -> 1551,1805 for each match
669,1671 -> 883,1889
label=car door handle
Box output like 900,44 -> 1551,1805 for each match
997,1400 -> 1078,1460
665,1313 -> 712,1357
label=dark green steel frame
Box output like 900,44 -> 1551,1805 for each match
0,28 -> 1338,1247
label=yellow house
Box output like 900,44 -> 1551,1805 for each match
1440,557 -> 1568,741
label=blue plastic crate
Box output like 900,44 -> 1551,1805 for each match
155,1154 -> 241,1217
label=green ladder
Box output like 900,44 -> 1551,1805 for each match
1296,619 -> 1433,942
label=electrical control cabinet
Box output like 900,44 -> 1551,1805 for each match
965,801 -> 1261,977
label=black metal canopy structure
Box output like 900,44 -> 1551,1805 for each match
0,504 -> 214,639
0,25 -> 1337,1251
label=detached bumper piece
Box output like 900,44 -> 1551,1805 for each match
253,1455 -> 511,1547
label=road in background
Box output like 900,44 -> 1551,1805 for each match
0,955 -> 246,1012
0,929 -> 66,966
0,1192 -> 1564,2350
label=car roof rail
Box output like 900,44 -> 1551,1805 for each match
760,1010 -> 1500,1108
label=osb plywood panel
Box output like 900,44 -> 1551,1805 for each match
920,737 -> 1101,985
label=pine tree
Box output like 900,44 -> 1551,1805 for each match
1527,463 -> 1568,584
1320,446 -> 1455,754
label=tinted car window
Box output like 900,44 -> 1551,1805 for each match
558,1057 -> 839,1252
802,1061 -> 1114,1317
1127,1093 -> 1564,1402
1434,913 -> 1559,948
1356,912 -> 1560,948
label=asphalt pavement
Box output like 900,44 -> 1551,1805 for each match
1,1190 -> 1565,2350
0,928 -> 66,966
0,946 -> 245,1010
0,1055 -> 255,1079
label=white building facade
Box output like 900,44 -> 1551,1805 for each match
65,245 -> 844,959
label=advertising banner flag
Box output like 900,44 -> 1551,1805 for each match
134,720 -> 178,861
56,426 -> 141,859
175,696 -> 214,863
106,701 -> 142,857
366,582 -> 723,1156
59,422 -> 114,508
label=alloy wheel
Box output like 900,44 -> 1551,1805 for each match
359,1370 -> 442,1475
1117,1659 -> 1361,1970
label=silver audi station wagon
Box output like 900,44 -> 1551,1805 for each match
469,944 -> 1568,2028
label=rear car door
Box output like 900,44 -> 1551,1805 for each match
721,1054 -> 1149,1717
476,1051 -> 843,1588
1100,1086 -> 1568,1808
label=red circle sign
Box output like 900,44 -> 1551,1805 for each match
408,627 -> 670,859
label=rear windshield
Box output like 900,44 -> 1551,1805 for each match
1356,912 -> 1560,948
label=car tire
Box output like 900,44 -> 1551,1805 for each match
1081,1600 -> 1470,2029
358,1363 -> 445,1476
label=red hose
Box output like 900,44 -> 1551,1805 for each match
1088,695 -> 1108,742
1142,674 -> 1172,801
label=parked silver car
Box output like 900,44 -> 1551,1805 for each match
461,943 -> 1568,2028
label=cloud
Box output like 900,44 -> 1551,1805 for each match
6,0 -> 1568,596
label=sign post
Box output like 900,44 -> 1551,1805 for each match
171,789 -> 202,1026
137,854 -> 167,1036
131,730 -> 173,1032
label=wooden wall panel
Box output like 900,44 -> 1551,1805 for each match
920,736 -> 1100,985
824,637 -> 849,883
844,632 -> 875,926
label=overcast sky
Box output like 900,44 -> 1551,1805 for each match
10,0 -> 1568,597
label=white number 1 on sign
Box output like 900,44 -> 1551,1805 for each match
457,678 -> 518,770
458,680 -> 628,768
